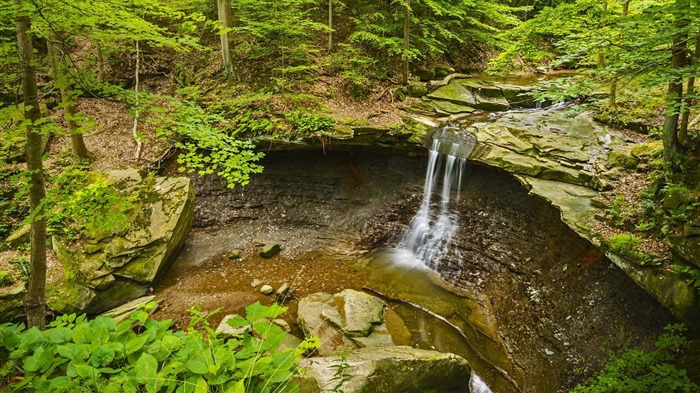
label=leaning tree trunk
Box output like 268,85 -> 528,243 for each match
662,0 -> 689,164
48,37 -> 89,158
402,0 -> 410,85
15,0 -> 47,330
679,32 -> 700,146
217,0 -> 233,76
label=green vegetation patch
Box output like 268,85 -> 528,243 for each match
0,301 -> 318,392
570,325 -> 699,393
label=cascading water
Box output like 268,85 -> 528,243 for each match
399,127 -> 474,270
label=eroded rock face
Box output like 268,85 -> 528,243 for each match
297,290 -> 394,356
47,169 -> 194,314
297,346 -> 471,393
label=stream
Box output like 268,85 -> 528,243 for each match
154,103 -> 674,392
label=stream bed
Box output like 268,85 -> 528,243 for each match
154,126 -> 674,392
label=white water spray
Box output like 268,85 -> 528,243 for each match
400,131 -> 472,270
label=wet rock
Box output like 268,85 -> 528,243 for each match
260,285 -> 274,295
276,282 -> 292,300
297,290 -> 394,356
47,169 -> 194,314
228,249 -> 240,260
260,244 -> 281,258
297,346 -> 471,393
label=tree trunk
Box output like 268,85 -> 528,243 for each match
217,0 -> 233,76
48,37 -> 89,159
679,32 -> 700,146
328,0 -> 333,52
662,0 -> 688,164
402,0 -> 410,85
96,42 -> 105,82
597,1 -> 607,68
15,0 -> 47,330
608,1 -> 630,109
133,40 -> 142,160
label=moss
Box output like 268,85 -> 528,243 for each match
606,233 -> 660,266
0,270 -> 14,287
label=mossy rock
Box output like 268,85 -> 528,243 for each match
297,346 -> 471,393
608,149 -> 639,170
48,169 -> 194,315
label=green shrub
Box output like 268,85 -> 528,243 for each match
570,324 -> 698,393
605,195 -> 636,229
0,270 -> 14,287
605,234 -> 660,266
9,256 -> 29,281
672,265 -> 700,290
285,111 -> 336,136
0,301 -> 317,392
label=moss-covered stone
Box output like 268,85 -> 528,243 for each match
48,169 -> 194,315
297,346 -> 471,393
260,244 -> 281,258
608,149 -> 639,170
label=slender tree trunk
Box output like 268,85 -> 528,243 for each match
132,40 -> 142,160
217,0 -> 233,76
679,32 -> 700,146
597,1 -> 608,68
608,1 -> 630,109
328,0 -> 333,52
662,0 -> 689,164
15,0 -> 47,330
96,42 -> 105,82
48,37 -> 89,159
402,0 -> 410,85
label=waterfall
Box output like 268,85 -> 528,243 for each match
400,130 -> 472,270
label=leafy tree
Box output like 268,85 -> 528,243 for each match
491,0 -> 700,166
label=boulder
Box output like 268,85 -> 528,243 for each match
260,244 -> 281,258
47,169 -> 194,314
297,346 -> 471,393
297,290 -> 395,356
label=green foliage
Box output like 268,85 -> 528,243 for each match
9,256 -> 29,281
29,167 -> 134,241
0,301 -> 318,392
672,264 -> 700,290
0,270 -> 14,287
570,324 -> 698,393
144,94 -> 265,189
329,348 -> 353,393
604,233 -> 660,267
285,112 -> 336,136
605,195 -> 637,228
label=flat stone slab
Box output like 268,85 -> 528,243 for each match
297,346 -> 471,393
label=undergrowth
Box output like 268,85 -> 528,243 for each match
0,301 -> 319,392
570,324 -> 698,393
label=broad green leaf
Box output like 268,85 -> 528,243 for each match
126,334 -> 149,355
186,356 -> 210,375
194,377 -> 208,393
134,352 -> 159,382
223,380 -> 246,393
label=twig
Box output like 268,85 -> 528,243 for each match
362,286 -> 522,392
